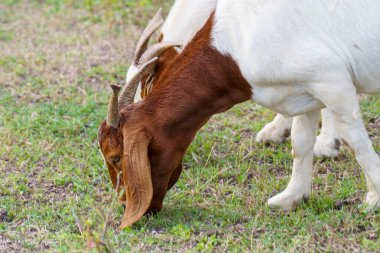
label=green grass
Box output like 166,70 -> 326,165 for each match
0,1 -> 379,252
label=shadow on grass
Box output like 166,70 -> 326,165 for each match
129,204 -> 249,231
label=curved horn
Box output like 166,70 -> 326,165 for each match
106,84 -> 121,128
119,57 -> 158,108
120,129 -> 153,229
133,9 -> 164,65
139,42 -> 181,65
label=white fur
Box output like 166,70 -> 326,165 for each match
313,109 -> 341,157
161,0 -> 217,46
255,114 -> 292,143
212,0 -> 380,210
129,0 -> 217,102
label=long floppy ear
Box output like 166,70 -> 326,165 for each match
120,128 -> 153,229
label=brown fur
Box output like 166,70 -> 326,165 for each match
98,15 -> 252,229
140,47 -> 179,98
98,122 -> 126,202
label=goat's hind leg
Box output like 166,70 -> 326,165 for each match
268,111 -> 320,210
257,110 -> 341,158
319,85 -> 380,209
313,109 -> 341,157
315,81 -> 380,208
256,114 -> 293,143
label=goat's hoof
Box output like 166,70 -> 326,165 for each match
256,125 -> 290,144
268,190 -> 309,210
364,191 -> 380,210
313,135 -> 340,158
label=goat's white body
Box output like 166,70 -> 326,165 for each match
212,0 -> 380,115
161,0 -> 217,47
130,0 -> 217,102
212,0 -> 380,209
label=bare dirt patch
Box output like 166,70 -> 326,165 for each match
0,234 -> 31,253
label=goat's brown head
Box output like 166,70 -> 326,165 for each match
98,10 -> 181,229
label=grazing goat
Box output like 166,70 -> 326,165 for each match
98,0 -> 380,229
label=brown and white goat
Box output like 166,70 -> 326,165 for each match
99,1 -> 380,229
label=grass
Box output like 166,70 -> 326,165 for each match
0,1 -> 379,252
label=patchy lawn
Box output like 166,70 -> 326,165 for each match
0,1 -> 379,252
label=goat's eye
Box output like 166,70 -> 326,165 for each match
112,156 -> 121,163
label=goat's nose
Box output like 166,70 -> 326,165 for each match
122,203 -> 126,211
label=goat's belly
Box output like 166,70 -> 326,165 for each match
355,67 -> 380,94
353,53 -> 380,94
357,82 -> 380,94
251,86 -> 324,117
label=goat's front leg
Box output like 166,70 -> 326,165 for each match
255,114 -> 293,143
268,110 -> 320,210
313,109 -> 341,157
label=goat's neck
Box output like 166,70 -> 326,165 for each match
143,26 -> 252,142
